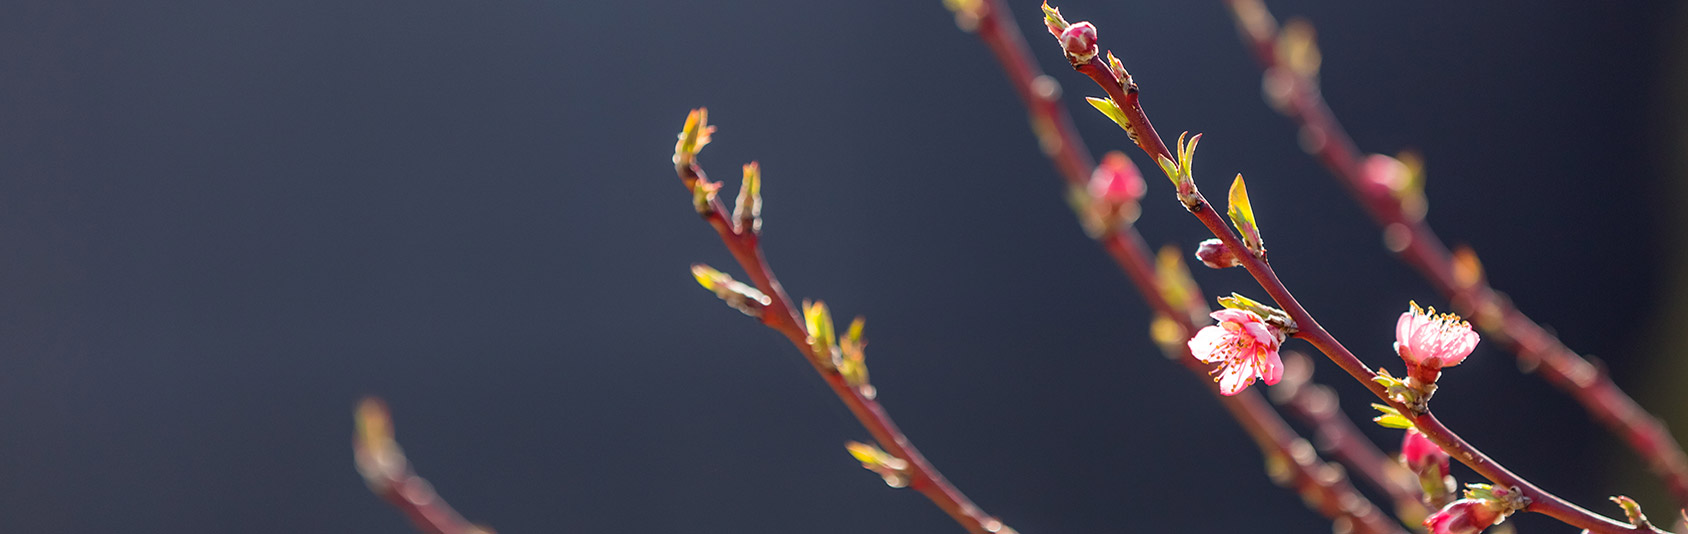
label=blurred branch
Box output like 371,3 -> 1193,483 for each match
1221,0 -> 1688,509
1036,4 -> 1666,531
947,2 -> 1405,533
354,397 -> 492,534
673,109 -> 1007,534
1272,352 -> 1429,524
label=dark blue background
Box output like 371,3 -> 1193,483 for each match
1,1 -> 1683,532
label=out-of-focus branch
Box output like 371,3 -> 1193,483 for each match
354,397 -> 493,534
1221,0 -> 1688,509
1272,352 -> 1428,524
1034,5 -> 1666,531
947,2 -> 1405,533
673,109 -> 1007,534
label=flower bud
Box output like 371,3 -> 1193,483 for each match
1424,499 -> 1503,534
1401,428 -> 1448,473
1194,238 -> 1241,269
1364,154 -> 1409,195
1089,151 -> 1145,206
1060,22 -> 1098,63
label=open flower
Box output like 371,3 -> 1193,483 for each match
1395,301 -> 1479,373
1188,309 -> 1285,395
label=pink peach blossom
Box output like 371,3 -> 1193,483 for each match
1188,309 -> 1284,396
1395,301 -> 1479,371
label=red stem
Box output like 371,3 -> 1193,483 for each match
354,399 -> 488,534
678,161 -> 997,534
1219,0 -> 1688,509
1273,352 -> 1428,521
1047,15 -> 1660,533
962,3 -> 1404,533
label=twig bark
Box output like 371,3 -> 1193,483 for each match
1042,8 -> 1665,531
354,397 -> 492,534
674,117 -> 1004,534
1272,351 -> 1429,523
1218,0 -> 1688,509
952,3 -> 1405,533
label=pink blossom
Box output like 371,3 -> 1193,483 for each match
1059,22 -> 1098,63
1395,301 -> 1479,371
1188,309 -> 1284,396
1401,427 -> 1449,474
1424,499 -> 1503,534
1088,151 -> 1145,207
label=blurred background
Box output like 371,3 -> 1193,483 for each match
2,0 -> 1685,532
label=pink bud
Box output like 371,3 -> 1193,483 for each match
1060,22 -> 1098,63
1401,428 -> 1449,474
1424,499 -> 1504,534
1364,154 -> 1409,196
1089,151 -> 1145,206
1194,238 -> 1241,269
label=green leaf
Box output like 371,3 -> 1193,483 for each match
1227,174 -> 1263,254
1371,403 -> 1414,429
1085,97 -> 1132,133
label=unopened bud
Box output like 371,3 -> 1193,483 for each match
1364,154 -> 1410,197
1424,499 -> 1503,534
1400,428 -> 1449,474
1060,22 -> 1098,63
1195,238 -> 1241,268
1090,152 -> 1145,205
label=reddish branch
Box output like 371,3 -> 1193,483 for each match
1219,0 -> 1688,509
1041,9 -> 1664,531
673,117 -> 1003,534
953,3 -> 1404,533
1272,352 -> 1428,522
354,397 -> 492,534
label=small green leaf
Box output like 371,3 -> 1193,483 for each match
734,162 -> 762,233
1609,496 -> 1652,529
1371,403 -> 1414,429
1155,155 -> 1180,184
1177,132 -> 1201,178
1227,174 -> 1263,254
804,300 -> 836,353
1217,292 -> 1275,321
1086,97 -> 1132,133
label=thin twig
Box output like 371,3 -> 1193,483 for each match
1272,351 -> 1429,523
1040,7 -> 1663,531
354,397 -> 492,534
952,3 -> 1405,533
1219,0 -> 1688,509
674,115 -> 1004,534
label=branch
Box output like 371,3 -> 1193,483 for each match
1036,5 -> 1664,533
1219,0 -> 1688,509
672,110 -> 1006,534
947,2 -> 1405,533
1272,352 -> 1429,524
354,397 -> 493,534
